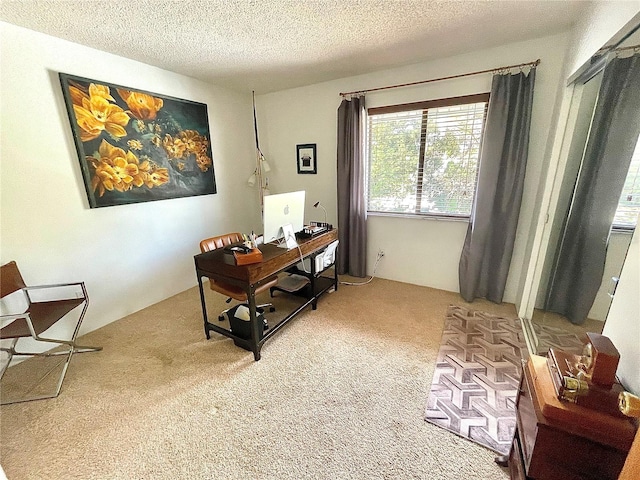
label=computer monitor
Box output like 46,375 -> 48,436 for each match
262,190 -> 306,245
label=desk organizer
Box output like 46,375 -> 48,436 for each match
298,223 -> 333,238
233,248 -> 263,265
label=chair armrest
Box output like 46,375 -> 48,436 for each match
23,282 -> 87,303
23,281 -> 85,291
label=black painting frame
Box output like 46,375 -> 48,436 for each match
59,72 -> 216,208
296,143 -> 317,174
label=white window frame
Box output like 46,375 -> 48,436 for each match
366,93 -> 489,220
612,134 -> 640,232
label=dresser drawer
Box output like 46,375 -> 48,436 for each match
516,364 -> 537,471
515,357 -> 629,480
508,431 -> 528,480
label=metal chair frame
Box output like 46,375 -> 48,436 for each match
1,262 -> 102,405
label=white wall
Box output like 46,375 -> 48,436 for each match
565,3 -> 640,80
256,33 -> 568,303
603,223 -> 640,394
521,2 -> 640,393
532,68 -> 633,322
580,4 -> 640,395
512,4 -> 640,322
0,22 -> 260,342
588,232 -> 633,321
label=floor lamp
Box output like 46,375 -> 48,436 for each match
247,151 -> 271,208
248,91 -> 271,209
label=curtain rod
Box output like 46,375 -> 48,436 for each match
596,43 -> 640,56
613,43 -> 640,54
339,59 -> 540,97
570,43 -> 640,86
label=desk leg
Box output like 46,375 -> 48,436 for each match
247,285 -> 261,361
310,255 -> 318,310
197,274 -> 210,340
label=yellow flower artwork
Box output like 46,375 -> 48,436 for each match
60,73 -> 216,208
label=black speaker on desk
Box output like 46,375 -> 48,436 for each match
298,222 -> 332,238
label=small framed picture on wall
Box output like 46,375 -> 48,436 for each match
296,144 -> 317,174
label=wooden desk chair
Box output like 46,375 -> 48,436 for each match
199,233 -> 278,321
0,261 -> 102,405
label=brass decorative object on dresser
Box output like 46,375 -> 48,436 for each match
508,355 -> 637,480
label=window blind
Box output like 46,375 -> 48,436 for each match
367,100 -> 487,217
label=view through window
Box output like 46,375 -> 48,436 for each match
367,94 -> 489,218
613,134 -> 640,230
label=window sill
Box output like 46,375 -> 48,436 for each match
611,226 -> 636,235
367,211 -> 470,222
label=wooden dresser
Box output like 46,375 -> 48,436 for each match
508,355 -> 637,480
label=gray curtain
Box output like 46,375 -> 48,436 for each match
459,69 -> 536,303
336,96 -> 367,277
545,54 -> 640,325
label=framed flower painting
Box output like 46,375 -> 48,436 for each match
59,73 -> 216,208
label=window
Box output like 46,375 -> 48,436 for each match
613,135 -> 640,230
367,93 -> 489,218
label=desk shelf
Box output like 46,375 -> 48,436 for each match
270,272 -> 335,299
269,239 -> 337,300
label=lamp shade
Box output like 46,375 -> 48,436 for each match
313,201 -> 328,223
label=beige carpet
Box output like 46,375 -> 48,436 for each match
0,277 -> 518,479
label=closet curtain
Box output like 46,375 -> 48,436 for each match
545,54 -> 640,325
459,69 -> 536,303
336,96 -> 367,277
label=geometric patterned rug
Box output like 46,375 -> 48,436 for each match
532,322 -> 586,355
424,305 -> 528,456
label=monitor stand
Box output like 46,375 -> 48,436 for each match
277,223 -> 298,249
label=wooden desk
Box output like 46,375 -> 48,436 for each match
194,229 -> 338,360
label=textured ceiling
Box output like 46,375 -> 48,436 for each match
0,0 -> 589,94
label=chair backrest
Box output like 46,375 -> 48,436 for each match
1,261 -> 26,299
200,232 -> 244,253
322,240 -> 339,268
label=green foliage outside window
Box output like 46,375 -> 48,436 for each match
368,100 -> 487,217
613,138 -> 640,229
